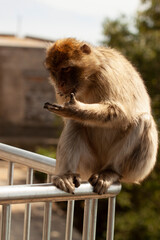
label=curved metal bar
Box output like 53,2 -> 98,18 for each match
0,143 -> 56,174
0,182 -> 121,204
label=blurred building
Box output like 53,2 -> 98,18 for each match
0,35 -> 60,148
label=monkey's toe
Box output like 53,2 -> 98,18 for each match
73,174 -> 81,187
93,179 -> 111,195
88,173 -> 99,186
52,175 -> 75,193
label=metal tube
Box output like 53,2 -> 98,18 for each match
65,200 -> 75,240
89,199 -> 98,240
106,197 -> 116,240
0,183 -> 121,204
8,162 -> 14,185
1,205 -> 11,240
7,162 -> 14,240
42,202 -> 52,240
1,162 -> 14,240
23,168 -> 33,240
82,199 -> 92,240
0,143 -> 56,174
42,175 -> 52,240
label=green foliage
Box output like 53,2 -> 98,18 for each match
36,146 -> 56,159
102,0 -> 160,126
34,146 -> 56,182
102,0 -> 160,239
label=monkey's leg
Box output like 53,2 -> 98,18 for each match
52,121 -> 94,193
89,114 -> 157,194
89,113 -> 157,194
88,170 -> 121,195
44,93 -> 129,128
119,114 -> 158,183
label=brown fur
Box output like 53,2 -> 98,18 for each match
44,38 -> 158,194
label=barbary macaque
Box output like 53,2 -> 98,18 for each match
44,38 -> 158,194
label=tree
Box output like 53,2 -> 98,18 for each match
101,1 -> 160,239
102,0 -> 160,122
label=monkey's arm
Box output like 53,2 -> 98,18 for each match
44,93 -> 130,127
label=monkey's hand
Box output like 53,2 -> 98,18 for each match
44,93 -> 79,118
88,170 -> 120,195
52,173 -> 81,194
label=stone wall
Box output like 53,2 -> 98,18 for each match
0,45 -> 61,147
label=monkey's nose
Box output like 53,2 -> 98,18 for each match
58,81 -> 65,92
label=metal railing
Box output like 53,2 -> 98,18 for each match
0,143 -> 121,240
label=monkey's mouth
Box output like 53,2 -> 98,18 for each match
57,82 -> 78,98
57,86 -> 77,98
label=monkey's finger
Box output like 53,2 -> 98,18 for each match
44,102 -> 53,108
44,102 -> 63,111
69,93 -> 76,104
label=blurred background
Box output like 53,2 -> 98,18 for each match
0,0 -> 160,239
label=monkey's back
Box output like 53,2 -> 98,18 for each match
96,47 -> 151,116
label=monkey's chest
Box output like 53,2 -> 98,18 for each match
86,127 -> 118,153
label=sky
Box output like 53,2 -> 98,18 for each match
0,0 -> 140,45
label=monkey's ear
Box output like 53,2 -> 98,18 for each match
80,44 -> 91,54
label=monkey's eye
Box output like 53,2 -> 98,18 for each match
51,71 -> 56,77
62,67 -> 72,73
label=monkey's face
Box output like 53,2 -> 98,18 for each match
46,61 -> 83,97
45,38 -> 97,98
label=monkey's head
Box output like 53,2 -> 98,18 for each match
45,38 -> 99,98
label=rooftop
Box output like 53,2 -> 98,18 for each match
0,34 -> 54,48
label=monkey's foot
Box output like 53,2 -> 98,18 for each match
88,170 -> 120,195
52,173 -> 81,194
